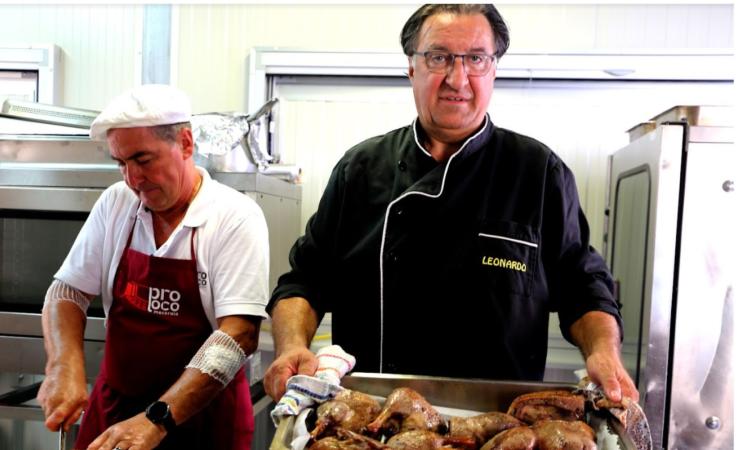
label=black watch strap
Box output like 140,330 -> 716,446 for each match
145,401 -> 177,433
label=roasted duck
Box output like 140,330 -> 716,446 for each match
309,428 -> 387,450
301,385 -> 649,449
480,426 -> 537,450
311,389 -> 382,439
386,429 -> 475,450
480,420 -> 595,450
367,387 -> 448,437
507,390 -> 585,424
533,420 -> 596,450
449,412 -> 523,446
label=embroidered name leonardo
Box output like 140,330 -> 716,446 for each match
482,256 -> 527,272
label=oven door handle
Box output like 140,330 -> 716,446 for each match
0,186 -> 104,212
0,381 -> 42,406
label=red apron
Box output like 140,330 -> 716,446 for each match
75,216 -> 254,449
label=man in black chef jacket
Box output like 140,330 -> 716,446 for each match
264,4 -> 638,403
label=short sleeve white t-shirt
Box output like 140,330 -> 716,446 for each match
55,167 -> 269,328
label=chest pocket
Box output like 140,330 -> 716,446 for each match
477,221 -> 538,297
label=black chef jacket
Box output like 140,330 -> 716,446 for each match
269,115 -> 622,381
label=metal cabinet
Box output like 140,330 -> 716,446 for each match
604,106 -> 737,449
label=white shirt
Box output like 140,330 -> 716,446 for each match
55,167 -> 269,328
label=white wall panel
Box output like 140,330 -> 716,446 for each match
496,4 -> 732,51
272,79 -> 417,224
0,4 -> 142,109
502,5 -> 599,50
174,4 -> 417,113
0,3 -> 732,110
174,4 -> 733,113
705,5 -> 734,47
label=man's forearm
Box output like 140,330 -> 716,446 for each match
271,297 -> 319,356
38,299 -> 90,432
569,310 -> 639,401
569,310 -> 621,358
158,315 -> 260,426
42,301 -> 87,375
158,369 -> 225,426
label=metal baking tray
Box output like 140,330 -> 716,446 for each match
270,372 -> 649,449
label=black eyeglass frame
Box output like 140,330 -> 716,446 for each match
411,51 -> 499,76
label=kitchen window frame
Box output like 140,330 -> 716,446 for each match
0,45 -> 61,104
246,48 -> 734,112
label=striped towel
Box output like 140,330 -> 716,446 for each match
271,345 -> 356,426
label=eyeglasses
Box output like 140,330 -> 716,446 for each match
413,51 -> 498,76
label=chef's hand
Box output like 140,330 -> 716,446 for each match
37,363 -> 88,432
87,413 -> 166,450
264,346 -> 318,402
585,349 -> 639,403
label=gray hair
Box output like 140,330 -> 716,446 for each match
148,122 -> 192,143
400,4 -> 510,58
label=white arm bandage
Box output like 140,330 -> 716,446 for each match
43,279 -> 91,314
186,329 -> 248,387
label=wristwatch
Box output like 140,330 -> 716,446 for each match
145,401 -> 176,433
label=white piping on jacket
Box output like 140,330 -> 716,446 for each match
377,116 -> 489,372
478,233 -> 538,248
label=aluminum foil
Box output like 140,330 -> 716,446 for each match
192,113 -> 248,157
246,98 -> 279,168
191,98 -> 280,173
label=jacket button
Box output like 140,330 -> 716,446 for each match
397,160 -> 407,171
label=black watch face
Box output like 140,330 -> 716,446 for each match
148,401 -> 169,421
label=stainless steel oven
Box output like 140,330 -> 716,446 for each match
0,132 -> 115,449
1,121 -> 116,359
2,167 -> 119,313
604,106 -> 737,449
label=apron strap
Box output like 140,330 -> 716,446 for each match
123,205 -> 140,251
190,227 -> 197,262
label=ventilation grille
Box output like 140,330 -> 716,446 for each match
1,99 -> 99,129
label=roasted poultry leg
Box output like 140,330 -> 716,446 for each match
311,390 -> 382,439
449,412 -> 523,446
367,387 -> 447,437
507,390 -> 585,424
386,429 -> 476,450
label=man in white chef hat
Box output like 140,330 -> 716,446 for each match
37,84 -> 270,450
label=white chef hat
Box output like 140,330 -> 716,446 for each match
90,84 -> 192,141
